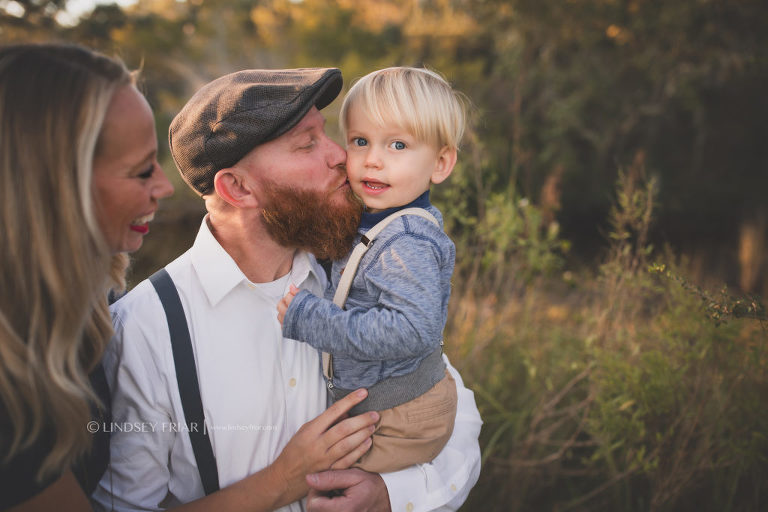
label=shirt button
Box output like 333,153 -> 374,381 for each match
288,378 -> 297,387
406,503 -> 414,512
450,484 -> 457,492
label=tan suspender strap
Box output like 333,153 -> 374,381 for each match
321,207 -> 439,381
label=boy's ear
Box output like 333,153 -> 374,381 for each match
213,167 -> 259,208
431,146 -> 457,185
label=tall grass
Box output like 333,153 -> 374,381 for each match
445,170 -> 767,511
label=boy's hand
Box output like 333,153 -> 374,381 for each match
277,284 -> 300,325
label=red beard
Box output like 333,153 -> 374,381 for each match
259,180 -> 363,261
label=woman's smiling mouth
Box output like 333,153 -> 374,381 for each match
129,212 -> 155,233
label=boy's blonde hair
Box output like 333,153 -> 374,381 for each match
340,67 -> 466,150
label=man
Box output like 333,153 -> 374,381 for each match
93,68 -> 482,512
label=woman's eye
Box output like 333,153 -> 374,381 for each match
352,137 -> 368,147
390,141 -> 406,150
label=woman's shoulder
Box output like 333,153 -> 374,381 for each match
0,407 -> 60,508
72,363 -> 111,497
0,363 -> 111,508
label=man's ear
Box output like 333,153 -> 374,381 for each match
213,168 -> 259,208
431,146 -> 457,185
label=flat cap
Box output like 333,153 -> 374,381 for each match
169,68 -> 343,195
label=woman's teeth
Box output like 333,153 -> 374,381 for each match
131,213 -> 154,226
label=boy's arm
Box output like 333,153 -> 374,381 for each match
282,234 -> 447,360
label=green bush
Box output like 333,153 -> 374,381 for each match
448,172 -> 767,511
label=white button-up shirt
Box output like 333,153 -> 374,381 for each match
92,218 -> 482,512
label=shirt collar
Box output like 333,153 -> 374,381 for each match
292,250 -> 326,288
190,216 -> 246,306
190,216 -> 325,306
359,190 -> 431,230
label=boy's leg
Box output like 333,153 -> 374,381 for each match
354,370 -> 458,474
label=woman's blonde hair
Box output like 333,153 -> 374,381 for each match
340,66 -> 467,149
0,43 -> 132,481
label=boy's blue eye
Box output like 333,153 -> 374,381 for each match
390,141 -> 406,150
352,137 -> 368,147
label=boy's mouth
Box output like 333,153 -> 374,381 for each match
363,180 -> 388,191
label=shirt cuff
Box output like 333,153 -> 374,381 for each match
381,463 -> 468,512
382,465 -> 429,512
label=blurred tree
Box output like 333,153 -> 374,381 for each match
463,0 -> 768,277
3,0 -> 766,287
0,0 -> 65,39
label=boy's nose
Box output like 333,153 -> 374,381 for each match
364,147 -> 382,168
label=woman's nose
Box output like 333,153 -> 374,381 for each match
153,165 -> 175,199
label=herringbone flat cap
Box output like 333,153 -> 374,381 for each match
169,68 -> 343,195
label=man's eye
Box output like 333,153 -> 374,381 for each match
352,137 -> 368,147
389,141 -> 406,150
138,165 -> 155,179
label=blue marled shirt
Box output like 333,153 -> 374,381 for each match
282,191 -> 455,390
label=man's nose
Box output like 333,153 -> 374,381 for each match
326,137 -> 346,171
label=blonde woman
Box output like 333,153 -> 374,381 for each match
0,42 -> 174,509
0,43 -> 377,511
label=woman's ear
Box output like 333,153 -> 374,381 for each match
213,168 -> 259,208
431,146 -> 458,185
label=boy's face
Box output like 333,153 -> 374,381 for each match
344,102 -> 456,213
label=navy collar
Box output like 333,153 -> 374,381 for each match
359,191 -> 431,230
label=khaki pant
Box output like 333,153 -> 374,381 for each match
354,370 -> 457,473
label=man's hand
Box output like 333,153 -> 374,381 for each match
272,389 -> 377,479
305,469 -> 391,512
277,284 -> 299,324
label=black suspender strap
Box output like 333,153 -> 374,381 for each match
149,269 -> 220,495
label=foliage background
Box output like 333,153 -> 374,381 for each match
2,0 -> 766,509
